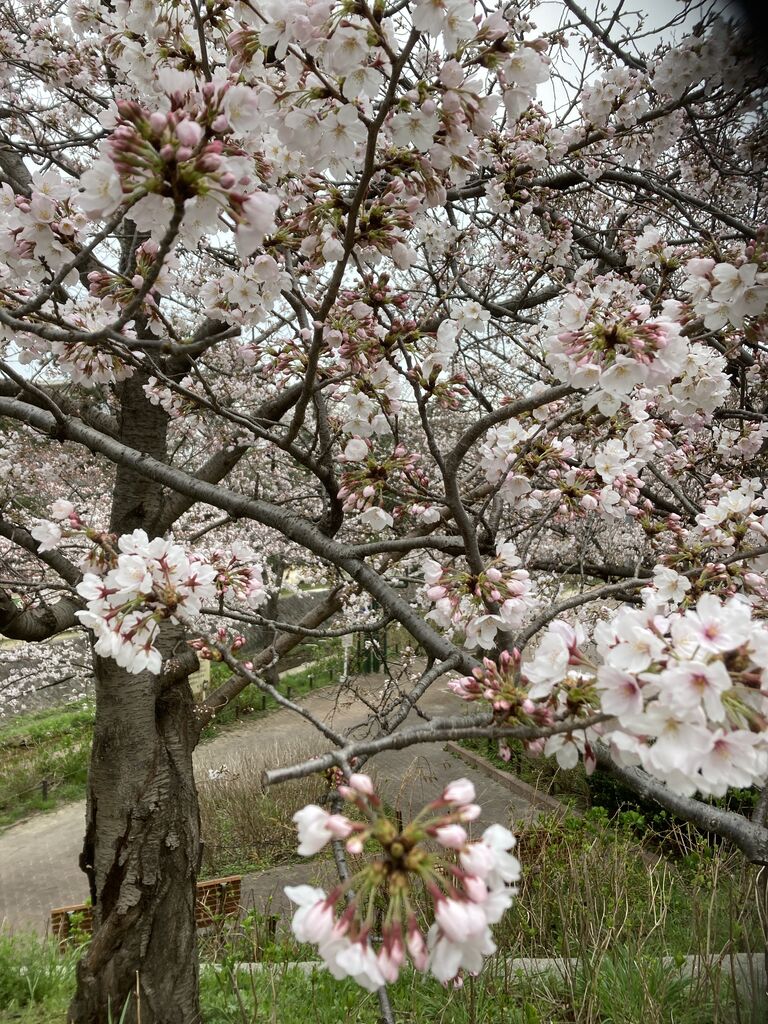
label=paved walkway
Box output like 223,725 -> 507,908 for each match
0,669 -> 539,934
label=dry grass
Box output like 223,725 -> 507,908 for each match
197,741 -> 329,876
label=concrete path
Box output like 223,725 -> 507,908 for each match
0,668 -> 538,934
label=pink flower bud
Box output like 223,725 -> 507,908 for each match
325,814 -> 354,838
348,773 -> 374,796
197,152 -> 222,172
463,874 -> 488,903
149,111 -> 167,134
434,824 -> 468,849
457,803 -> 481,822
442,779 -> 476,804
345,835 -> 364,855
378,928 -> 405,984
406,918 -> 429,971
176,119 -> 203,148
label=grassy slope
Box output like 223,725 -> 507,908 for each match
0,931 -> 754,1024
0,652 -> 345,830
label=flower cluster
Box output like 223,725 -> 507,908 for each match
285,775 -> 519,989
423,543 -> 537,649
338,443 -> 428,533
547,301 -> 689,416
451,627 -> 597,769
78,96 -> 281,259
29,505 -> 267,674
682,252 -> 768,331
86,239 -> 176,330
453,591 -> 768,796
594,594 -> 768,796
637,476 -> 768,605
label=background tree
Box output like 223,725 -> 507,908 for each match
0,0 -> 767,1021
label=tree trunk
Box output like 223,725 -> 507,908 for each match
69,373 -> 202,1024
70,648 -> 201,1024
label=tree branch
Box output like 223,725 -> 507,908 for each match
595,744 -> 768,865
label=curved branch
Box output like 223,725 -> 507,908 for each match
445,384 -> 574,474
0,589 -> 82,641
194,588 -> 344,735
263,711 -> 609,786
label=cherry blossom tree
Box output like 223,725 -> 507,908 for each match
1,0 -> 768,1020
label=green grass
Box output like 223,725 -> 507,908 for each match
0,619 -> 407,832
498,810 -> 765,961
0,644 -> 350,832
0,928 -> 757,1024
2,802 -> 765,1023
0,702 -> 93,829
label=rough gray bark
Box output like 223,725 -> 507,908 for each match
69,373 -> 202,1024
70,641 -> 201,1024
0,589 -> 81,641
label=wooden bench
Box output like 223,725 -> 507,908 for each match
50,875 -> 242,949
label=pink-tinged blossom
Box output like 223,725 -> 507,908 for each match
526,628 -> 571,698
544,730 -> 586,770
78,160 -> 124,218
377,928 -> 406,984
671,594 -> 752,655
292,804 -> 336,856
50,499 -> 76,521
428,922 -> 497,983
343,437 -> 368,462
442,779 -> 475,804
284,885 -> 335,944
698,730 -> 768,796
236,192 -> 281,257
334,940 -> 386,992
406,918 -> 429,971
434,897 -> 488,943
596,665 -> 644,718
358,506 -> 393,531
632,704 -> 714,788
656,660 -> 732,721
650,566 -> 691,605
459,825 -> 520,888
348,773 -> 375,796
30,520 -> 62,552
223,85 -> 263,135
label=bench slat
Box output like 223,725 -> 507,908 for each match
50,876 -> 242,949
